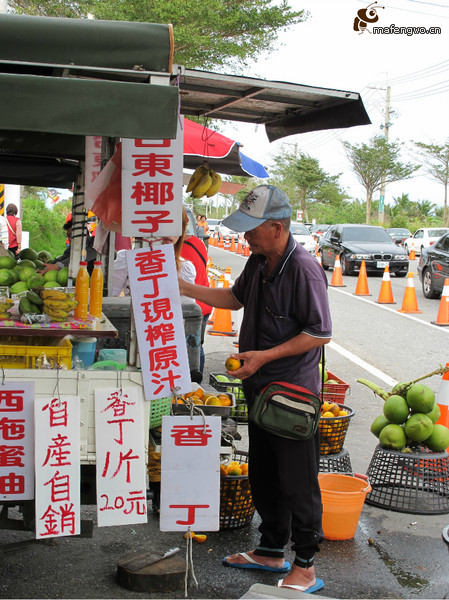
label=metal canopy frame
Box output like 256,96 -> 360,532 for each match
173,67 -> 371,142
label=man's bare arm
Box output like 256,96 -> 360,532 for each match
179,279 -> 242,310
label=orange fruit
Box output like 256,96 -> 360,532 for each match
172,397 -> 185,404
339,409 -> 348,416
240,463 -> 249,475
225,357 -> 241,371
322,411 -> 335,418
329,403 -> 340,416
194,388 -> 204,398
219,395 -> 232,406
194,534 -> 207,543
220,464 -> 228,476
227,466 -> 242,476
322,401 -> 332,413
188,395 -> 203,404
204,396 -> 221,406
184,531 -> 195,539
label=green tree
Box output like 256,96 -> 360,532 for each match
343,137 -> 419,224
414,140 -> 449,227
9,0 -> 306,71
416,199 -> 437,220
22,195 -> 72,257
269,149 -> 346,222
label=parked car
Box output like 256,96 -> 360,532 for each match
290,222 -> 316,254
206,218 -> 220,232
309,224 -> 330,240
214,219 -> 240,241
404,227 -> 449,256
417,232 -> 449,299
318,224 -> 409,276
386,227 -> 411,246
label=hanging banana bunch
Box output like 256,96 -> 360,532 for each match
186,163 -> 222,199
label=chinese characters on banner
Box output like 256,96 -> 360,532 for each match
35,397 -> 80,539
95,388 -> 147,527
160,416 -> 221,532
0,382 -> 34,501
121,117 -> 184,238
85,135 -> 102,196
126,245 -> 191,401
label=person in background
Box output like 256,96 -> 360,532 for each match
0,211 -> 9,250
40,219 -> 96,275
6,203 -> 22,256
179,185 -> 331,594
180,233 -> 212,375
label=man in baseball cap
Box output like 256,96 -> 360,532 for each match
179,184 -> 331,593
222,184 -> 292,232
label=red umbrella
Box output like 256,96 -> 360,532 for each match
183,119 -> 269,178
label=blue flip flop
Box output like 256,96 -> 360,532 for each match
277,577 -> 324,594
222,552 -> 290,573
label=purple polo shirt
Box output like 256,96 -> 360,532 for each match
231,234 -> 332,396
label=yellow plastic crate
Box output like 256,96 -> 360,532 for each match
0,337 -> 72,369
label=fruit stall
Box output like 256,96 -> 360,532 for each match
0,12 -> 373,551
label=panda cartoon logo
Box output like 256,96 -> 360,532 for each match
354,1 -> 384,34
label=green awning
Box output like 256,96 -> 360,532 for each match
0,72 -> 179,139
0,14 -> 173,73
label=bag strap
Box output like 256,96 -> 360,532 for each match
6,217 -> 15,234
320,346 -> 325,403
183,239 -> 207,268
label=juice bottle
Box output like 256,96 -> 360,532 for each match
89,260 -> 103,319
74,261 -> 89,320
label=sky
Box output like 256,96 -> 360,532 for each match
220,0 -> 449,212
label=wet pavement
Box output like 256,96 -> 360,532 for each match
1,316 -> 449,599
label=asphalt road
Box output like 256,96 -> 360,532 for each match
1,246 -> 449,600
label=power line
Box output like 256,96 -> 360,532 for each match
370,60 -> 449,86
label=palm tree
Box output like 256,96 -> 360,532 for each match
416,199 -> 436,219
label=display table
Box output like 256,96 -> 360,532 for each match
0,313 -> 118,339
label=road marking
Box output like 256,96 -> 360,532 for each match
328,286 -> 448,333
329,340 -> 398,387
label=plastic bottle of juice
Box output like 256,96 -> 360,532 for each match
89,260 -> 103,319
74,261 -> 89,320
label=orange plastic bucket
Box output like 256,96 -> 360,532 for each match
318,473 -> 371,540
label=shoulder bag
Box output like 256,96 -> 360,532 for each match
249,350 -> 325,441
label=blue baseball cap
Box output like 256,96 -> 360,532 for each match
222,185 -> 292,232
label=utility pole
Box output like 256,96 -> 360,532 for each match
378,85 -> 391,225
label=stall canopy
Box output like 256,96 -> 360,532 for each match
0,14 -> 371,188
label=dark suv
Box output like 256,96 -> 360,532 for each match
319,224 -> 409,276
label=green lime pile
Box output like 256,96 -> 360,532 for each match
370,383 -> 449,453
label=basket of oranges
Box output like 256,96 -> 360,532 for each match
172,385 -> 235,417
319,402 -> 355,455
219,451 -> 255,530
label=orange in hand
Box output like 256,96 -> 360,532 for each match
225,357 -> 241,371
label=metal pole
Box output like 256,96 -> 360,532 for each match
378,85 -> 391,225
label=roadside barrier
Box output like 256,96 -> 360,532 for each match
354,260 -> 370,296
398,272 -> 422,314
432,277 -> 449,326
376,265 -> 395,304
330,254 -> 345,287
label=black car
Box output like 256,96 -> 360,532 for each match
418,232 -> 449,298
319,224 -> 409,276
387,227 -> 411,246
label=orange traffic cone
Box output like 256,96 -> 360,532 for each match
229,237 -> 236,252
209,276 -> 216,288
354,260 -> 370,296
409,248 -> 416,260
218,234 -> 224,249
217,273 -> 226,287
330,254 -> 345,287
224,266 -> 232,282
243,241 -> 250,257
224,235 -> 230,251
208,280 -> 237,337
436,363 -> 449,450
236,237 -> 244,255
376,265 -> 395,304
316,251 -> 321,266
398,273 -> 422,314
432,277 -> 449,326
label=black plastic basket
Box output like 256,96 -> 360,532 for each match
366,444 -> 449,515
319,448 -> 352,473
220,451 -> 255,529
319,404 -> 355,455
210,373 -> 248,423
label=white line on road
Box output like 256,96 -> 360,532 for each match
329,340 -> 398,387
